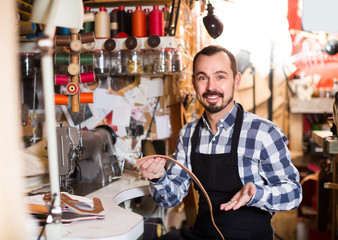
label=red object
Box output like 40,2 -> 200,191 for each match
149,5 -> 164,36
114,32 -> 129,38
66,82 -> 80,95
132,6 -> 146,37
55,94 -> 68,105
79,92 -> 94,103
99,7 -> 107,12
80,71 -> 95,83
55,74 -> 70,85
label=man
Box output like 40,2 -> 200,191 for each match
138,45 -> 302,240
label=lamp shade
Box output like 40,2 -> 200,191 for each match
31,0 -> 84,30
203,2 -> 223,39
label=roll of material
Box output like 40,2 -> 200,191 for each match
70,40 -> 82,56
80,71 -> 95,83
79,32 -> 95,44
66,82 -> 80,95
79,92 -> 94,103
55,94 -> 69,105
55,74 -> 70,85
55,35 -> 71,46
19,21 -> 36,36
67,63 -> 80,75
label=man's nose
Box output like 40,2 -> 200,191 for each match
206,78 -> 217,91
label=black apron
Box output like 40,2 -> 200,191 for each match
190,104 -> 273,240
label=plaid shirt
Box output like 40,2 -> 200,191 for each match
149,102 -> 302,212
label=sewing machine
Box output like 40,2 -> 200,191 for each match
56,124 -> 122,194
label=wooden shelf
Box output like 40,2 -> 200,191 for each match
289,97 -> 334,114
84,0 -> 172,7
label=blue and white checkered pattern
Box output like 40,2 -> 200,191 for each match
150,102 -> 302,212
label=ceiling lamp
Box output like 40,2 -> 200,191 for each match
203,0 -> 223,39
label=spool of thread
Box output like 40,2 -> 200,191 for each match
95,7 -> 110,39
126,9 -> 133,36
80,54 -> 94,65
70,40 -> 82,56
80,71 -> 95,83
117,6 -> 127,34
55,94 -> 69,105
162,6 -> 170,34
110,9 -> 118,38
57,27 -> 71,36
132,6 -> 146,37
82,7 -> 95,33
82,42 -> 96,51
104,38 -> 116,51
19,21 -> 36,36
80,92 -> 94,103
125,36 -> 138,50
67,63 -> 80,75
79,32 -> 95,44
144,8 -> 150,36
55,53 -> 70,65
66,82 -> 80,95
149,5 -> 164,36
55,74 -> 70,85
55,35 -> 71,46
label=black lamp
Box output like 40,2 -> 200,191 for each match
203,1 -> 223,39
324,39 -> 338,55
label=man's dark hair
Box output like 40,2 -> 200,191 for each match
192,45 -> 238,78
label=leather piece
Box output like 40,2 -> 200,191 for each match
136,154 -> 225,240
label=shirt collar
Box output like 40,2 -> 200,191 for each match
201,101 -> 238,130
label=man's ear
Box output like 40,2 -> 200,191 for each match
191,75 -> 196,90
234,72 -> 241,90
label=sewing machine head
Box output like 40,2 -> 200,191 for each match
56,124 -> 122,193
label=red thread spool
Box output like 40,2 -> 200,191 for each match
149,5 -> 164,36
55,74 -> 70,85
55,94 -> 69,105
80,92 -> 94,103
66,82 -> 80,95
80,71 -> 95,83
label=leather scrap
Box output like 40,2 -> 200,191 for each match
137,154 -> 225,240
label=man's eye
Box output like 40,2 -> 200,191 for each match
198,76 -> 206,81
217,75 -> 225,80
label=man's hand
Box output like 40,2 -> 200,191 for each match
138,157 -> 166,180
220,182 -> 256,211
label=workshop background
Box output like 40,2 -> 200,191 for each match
0,0 -> 338,239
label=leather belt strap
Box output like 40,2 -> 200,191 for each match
137,154 -> 225,240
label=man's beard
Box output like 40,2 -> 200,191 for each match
199,90 -> 234,113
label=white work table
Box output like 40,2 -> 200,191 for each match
60,170 -> 150,240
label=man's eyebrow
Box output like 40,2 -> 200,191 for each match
195,71 -> 207,76
214,71 -> 229,75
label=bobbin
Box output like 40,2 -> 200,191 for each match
79,32 -> 95,44
55,94 -> 69,105
67,63 -> 80,75
79,92 -> 94,103
70,40 -> 82,56
104,39 -> 116,52
80,71 -> 96,83
66,82 -> 80,95
54,74 -> 70,85
147,35 -> 161,48
55,35 -> 71,47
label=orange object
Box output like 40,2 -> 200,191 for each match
80,92 -> 94,103
55,94 -> 69,105
132,6 -> 147,37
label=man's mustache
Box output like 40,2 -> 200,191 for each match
202,91 -> 224,98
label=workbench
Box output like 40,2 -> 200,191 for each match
35,170 -> 150,240
311,130 -> 338,240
